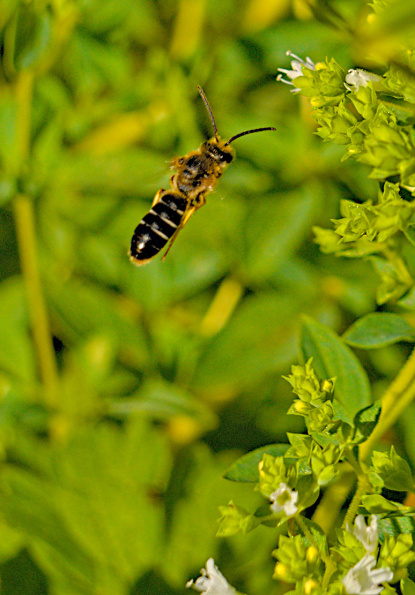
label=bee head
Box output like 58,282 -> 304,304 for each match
201,139 -> 234,164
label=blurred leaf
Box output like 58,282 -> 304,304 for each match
223,443 -> 290,482
402,578 -> 415,595
0,95 -> 19,177
193,292 -> 300,391
343,313 -> 415,349
243,186 -> 322,282
47,279 -> 149,369
1,417 -> 171,591
0,277 -> 36,383
162,445 -> 261,587
300,316 -> 371,424
13,6 -> 52,70
110,377 -> 217,431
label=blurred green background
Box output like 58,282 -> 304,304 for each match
0,0 -> 412,593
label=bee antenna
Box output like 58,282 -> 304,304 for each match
197,86 -> 220,142
225,127 -> 276,145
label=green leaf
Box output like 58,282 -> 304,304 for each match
1,418 -> 170,592
193,293 -> 300,391
353,401 -> 382,443
223,444 -> 290,482
343,313 -> 415,348
300,316 -> 371,424
244,187 -> 321,282
361,494 -> 402,514
110,377 -> 218,432
371,447 -> 415,492
13,7 -> 52,70
398,285 -> 415,310
0,277 -> 36,383
401,578 -> 415,595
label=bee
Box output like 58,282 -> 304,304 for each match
129,86 -> 276,266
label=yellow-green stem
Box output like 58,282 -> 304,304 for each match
14,194 -> 59,408
360,345 -> 415,462
342,476 -> 368,529
13,70 -> 58,408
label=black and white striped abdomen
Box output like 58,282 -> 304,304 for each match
130,192 -> 188,265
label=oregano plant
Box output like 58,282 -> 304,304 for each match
186,1 -> 415,594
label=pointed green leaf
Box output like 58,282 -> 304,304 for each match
402,578 -> 415,595
300,316 -> 371,424
223,444 -> 290,482
353,401 -> 382,443
371,447 -> 415,492
343,313 -> 415,349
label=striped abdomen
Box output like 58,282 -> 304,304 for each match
130,192 -> 188,265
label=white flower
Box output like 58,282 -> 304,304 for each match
345,68 -> 382,92
277,50 -> 316,92
342,554 -> 393,595
269,482 -> 298,516
186,558 -> 237,594
348,515 -> 379,554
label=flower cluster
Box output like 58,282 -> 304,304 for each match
189,356 -> 415,595
284,358 -> 336,432
277,53 -> 415,186
278,51 -> 415,304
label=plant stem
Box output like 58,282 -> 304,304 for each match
360,345 -> 415,462
13,70 -> 59,408
14,194 -> 59,408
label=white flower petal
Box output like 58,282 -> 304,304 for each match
348,515 -> 379,554
186,558 -> 237,594
342,554 -> 393,595
277,50 -> 316,92
345,68 -> 382,92
270,483 -> 298,517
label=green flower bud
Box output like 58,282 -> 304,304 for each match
313,226 -> 345,254
378,534 -> 415,575
258,454 -> 297,497
288,400 -> 314,416
217,500 -> 254,536
332,200 -> 376,243
291,58 -> 346,107
308,401 -> 335,432
359,121 -> 414,178
283,359 -> 334,406
273,535 -> 322,583
311,443 -> 341,486
369,182 -> 415,242
348,84 -> 378,120
314,102 -> 358,145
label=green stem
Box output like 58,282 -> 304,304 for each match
13,71 -> 58,408
342,476 -> 368,529
360,346 -> 415,462
14,194 -> 59,408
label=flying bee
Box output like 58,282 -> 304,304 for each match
129,86 -> 276,266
